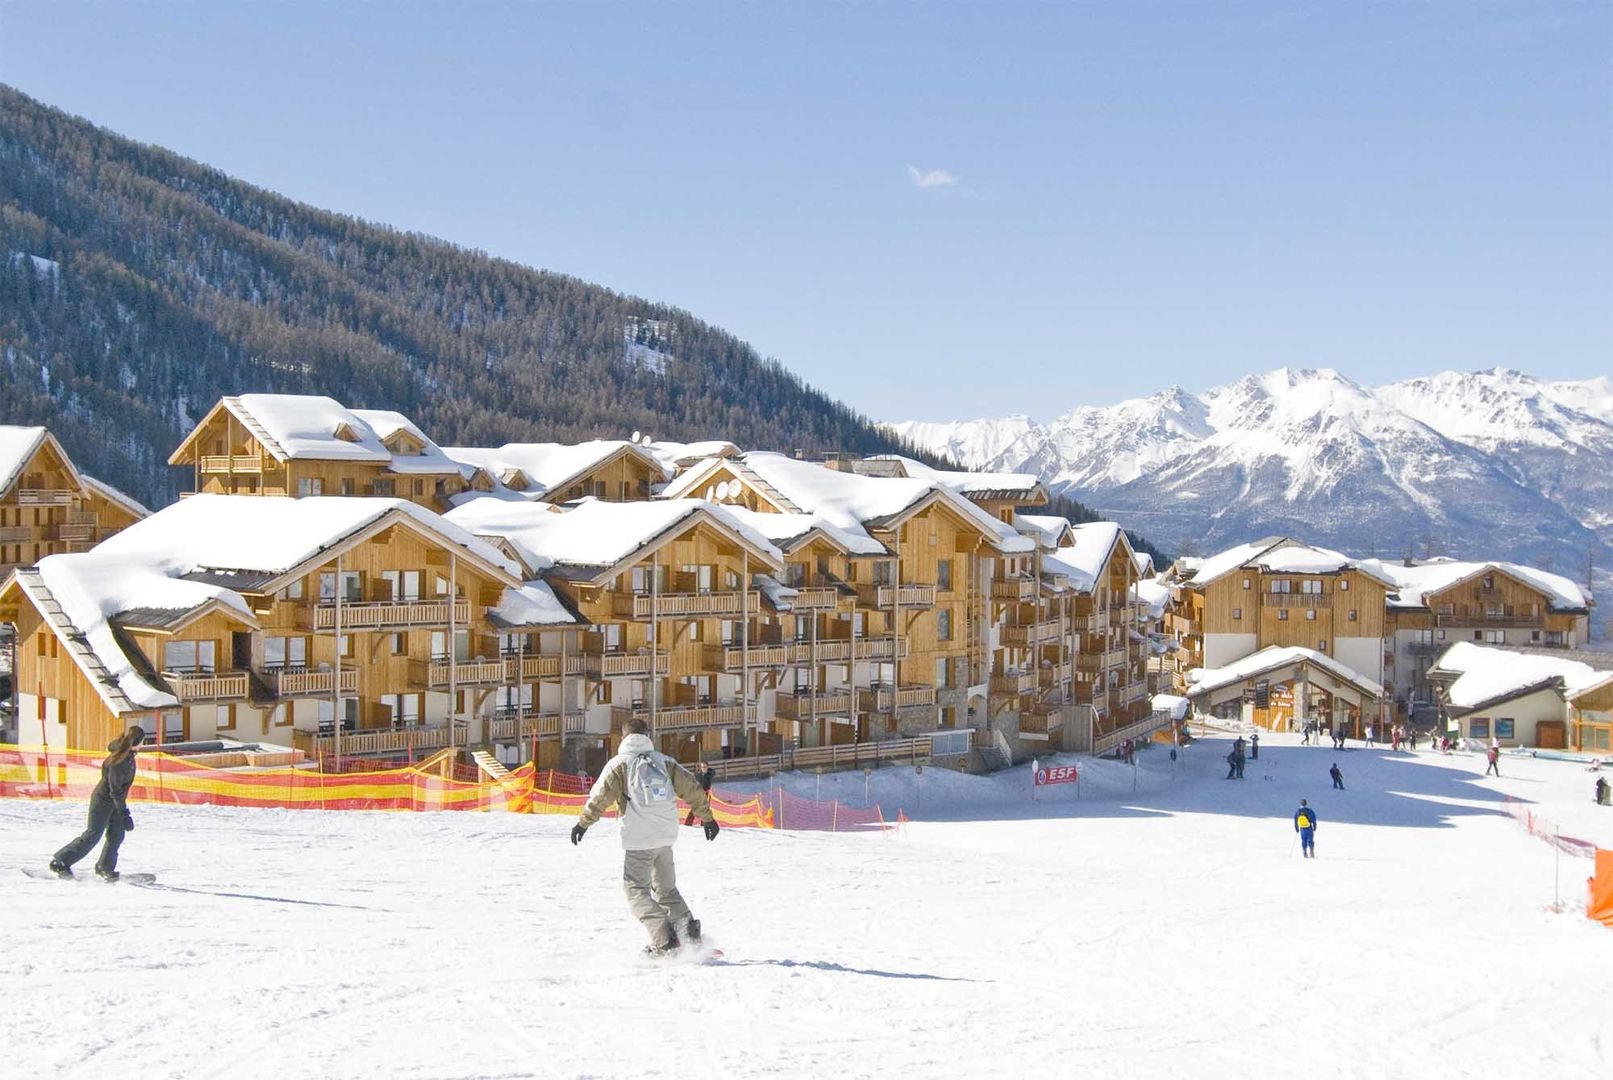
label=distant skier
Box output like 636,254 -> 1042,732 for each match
570,719 -> 719,957
1301,721 -> 1312,746
1330,762 -> 1344,790
1594,776 -> 1609,806
49,725 -> 145,881
1485,746 -> 1501,778
1293,799 -> 1318,858
1226,748 -> 1238,780
1250,731 -> 1260,761
1365,724 -> 1376,748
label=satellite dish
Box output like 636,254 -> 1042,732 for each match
722,480 -> 738,501
642,434 -> 654,447
631,430 -> 641,443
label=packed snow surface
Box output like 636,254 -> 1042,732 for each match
6,733 -> 1611,1079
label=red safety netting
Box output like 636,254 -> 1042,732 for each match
1504,796 -> 1598,858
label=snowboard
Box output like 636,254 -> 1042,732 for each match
21,867 -> 156,886
642,944 -> 724,965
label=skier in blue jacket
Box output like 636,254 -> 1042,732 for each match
1293,798 -> 1318,858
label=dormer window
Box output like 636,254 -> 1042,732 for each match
333,422 -> 360,443
383,431 -> 423,456
1481,574 -> 1495,590
501,468 -> 529,491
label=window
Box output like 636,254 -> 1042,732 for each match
1232,607 -> 1242,620
284,578 -> 305,600
412,479 -> 424,497
935,657 -> 949,688
1339,579 -> 1349,592
1495,718 -> 1515,739
1436,629 -> 1447,641
1277,610 -> 1289,621
1483,630 -> 1505,644
317,698 -> 359,733
1481,574 -> 1494,590
1413,629 -> 1433,645
161,710 -> 186,743
1348,610 -> 1358,622
319,571 -> 362,602
1301,579 -> 1323,595
1318,640 -> 1327,651
602,624 -> 623,652
937,609 -> 953,641
270,704 -> 293,728
1470,718 -> 1490,738
1305,609 -> 1317,621
783,563 -> 805,587
937,559 -> 953,592
953,656 -> 969,687
296,477 -> 324,497
390,633 -> 405,655
1269,579 -> 1292,594
263,636 -> 307,671
1242,578 -> 1251,590
163,640 -> 216,674
1544,631 -> 1565,646
371,479 -> 396,497
340,634 -> 354,659
382,570 -> 422,602
340,478 -> 355,496
208,704 -> 235,732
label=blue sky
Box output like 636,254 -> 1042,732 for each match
2,2 -> 1608,421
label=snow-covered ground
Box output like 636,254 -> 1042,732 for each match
5,733 -> 1612,1079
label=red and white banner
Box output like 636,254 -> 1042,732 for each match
1034,764 -> 1079,787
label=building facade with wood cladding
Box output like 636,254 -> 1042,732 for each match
1,426 -> 148,578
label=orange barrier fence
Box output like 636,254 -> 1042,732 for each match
1590,850 -> 1613,928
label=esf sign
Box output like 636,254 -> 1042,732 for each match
1034,765 -> 1079,787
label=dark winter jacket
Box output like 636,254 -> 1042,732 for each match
95,740 -> 139,809
1293,806 -> 1318,833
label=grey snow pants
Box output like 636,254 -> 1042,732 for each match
623,846 -> 692,949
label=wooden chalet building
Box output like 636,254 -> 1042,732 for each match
1,426 -> 148,577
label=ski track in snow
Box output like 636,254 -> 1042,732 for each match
4,735 -> 1613,1079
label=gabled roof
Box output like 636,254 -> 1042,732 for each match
1179,537 -> 1395,589
877,455 -> 1048,504
168,395 -> 458,473
1359,558 -> 1591,613
1187,645 -> 1384,700
81,475 -> 151,520
1428,642 -> 1610,713
1014,513 -> 1075,550
442,441 -> 669,502
721,505 -> 888,556
1046,522 -> 1135,594
444,497 -> 784,583
0,425 -> 84,497
646,439 -> 742,473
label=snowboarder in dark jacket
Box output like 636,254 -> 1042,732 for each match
1293,799 -> 1318,858
1594,776 -> 1609,806
1250,731 -> 1260,760
50,725 -> 145,880
1330,763 -> 1344,790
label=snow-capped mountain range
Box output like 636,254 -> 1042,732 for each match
888,368 -> 1613,584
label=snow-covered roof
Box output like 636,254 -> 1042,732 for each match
720,505 -> 888,556
1187,646 -> 1383,699
488,580 -> 580,628
1359,558 -> 1591,613
754,574 -> 800,612
1181,537 -> 1395,588
646,439 -> 741,473
884,455 -> 1045,499
95,494 -> 521,582
0,425 -> 50,494
1152,693 -> 1191,721
443,440 -> 668,502
1047,522 -> 1132,593
348,409 -> 462,475
1133,551 -> 1155,577
1132,578 -> 1171,619
1013,513 -> 1074,550
444,498 -> 783,578
188,396 -> 461,474
82,475 -> 152,520
1429,642 -> 1611,712
1176,538 -> 1287,587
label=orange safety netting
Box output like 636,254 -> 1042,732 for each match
1589,850 -> 1613,928
503,761 -> 774,828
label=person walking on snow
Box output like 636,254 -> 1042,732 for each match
1330,762 -> 1344,790
1250,731 -> 1260,761
1294,799 -> 1318,858
1365,725 -> 1376,748
1485,745 -> 1501,778
50,725 -> 145,880
571,719 -> 719,957
1593,776 -> 1609,806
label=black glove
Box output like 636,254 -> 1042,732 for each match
121,808 -> 134,832
570,823 -> 586,846
702,818 -> 719,841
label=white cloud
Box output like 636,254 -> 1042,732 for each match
907,165 -> 959,190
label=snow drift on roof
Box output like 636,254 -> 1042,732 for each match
887,455 -> 1043,495
1152,693 -> 1190,720
720,506 -> 888,556
348,409 -> 461,475
1188,646 -> 1383,699
489,580 -> 579,628
1178,538 -> 1286,587
1048,522 -> 1129,593
1430,642 -> 1609,711
0,425 -> 48,493
1359,558 -> 1590,612
82,475 -> 151,519
444,441 -> 666,500
444,498 -> 782,575
1013,513 -> 1072,549
232,395 -> 390,462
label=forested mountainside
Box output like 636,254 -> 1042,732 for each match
0,84 -> 955,513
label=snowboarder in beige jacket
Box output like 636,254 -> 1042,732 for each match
571,719 -> 719,955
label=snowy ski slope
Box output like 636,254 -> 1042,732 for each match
4,733 -> 1612,1079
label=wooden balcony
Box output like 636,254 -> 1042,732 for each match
705,643 -> 793,670
1265,592 -> 1328,608
775,690 -> 854,721
858,685 -> 936,713
310,599 -> 470,630
993,576 -> 1037,601
856,583 -> 936,609
410,658 -> 508,688
612,591 -> 756,619
587,651 -> 672,677
1078,647 -> 1129,673
1002,620 -> 1063,647
991,669 -> 1038,696
1434,613 -> 1543,629
1405,641 -> 1444,657
15,488 -> 75,506
790,586 -> 845,611
163,670 -> 250,701
612,703 -> 746,733
487,710 -> 587,741
54,518 -> 96,542
0,525 -> 38,543
271,666 -> 359,697
502,654 -> 584,680
1041,660 -> 1074,684
198,454 -> 267,475
1075,611 -> 1107,633
1019,705 -> 1070,736
293,722 -> 464,757
1118,683 -> 1150,706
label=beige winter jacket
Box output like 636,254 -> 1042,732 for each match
577,733 -> 715,850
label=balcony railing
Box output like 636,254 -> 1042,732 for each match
706,643 -> 793,670
501,654 -> 584,680
293,722 -> 464,757
310,599 -> 470,630
410,658 -> 508,688
487,710 -> 587,741
0,525 -> 38,543
993,576 -> 1037,601
1078,647 -> 1129,673
790,586 -> 845,611
775,690 -> 854,721
1434,613 -> 1543,629
1001,620 -> 1063,647
1075,611 -> 1107,633
1019,705 -> 1071,736
1405,641 -> 1443,657
1041,660 -> 1074,684
858,685 -> 936,713
1266,592 -> 1327,608
271,666 -> 359,697
612,591 -> 757,619
198,454 -> 266,474
15,488 -> 75,506
163,670 -> 249,701
54,520 -> 96,542
587,651 -> 672,678
612,703 -> 746,733
856,584 -> 937,609
990,669 -> 1038,696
